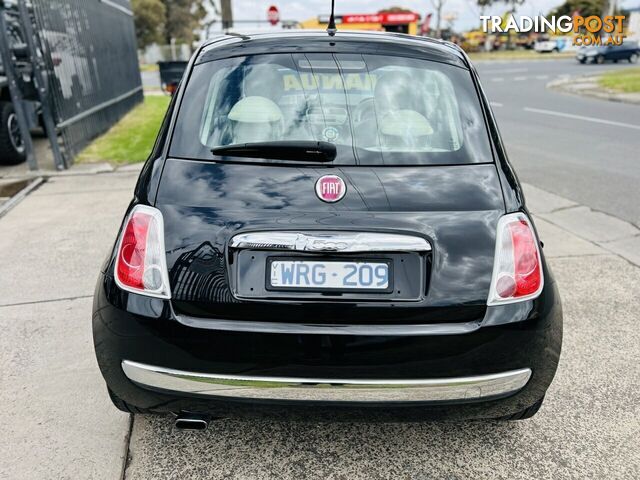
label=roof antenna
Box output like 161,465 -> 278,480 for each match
327,0 -> 337,36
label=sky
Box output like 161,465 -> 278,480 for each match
211,0 -> 638,33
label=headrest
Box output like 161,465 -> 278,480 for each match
228,96 -> 283,123
380,110 -> 433,137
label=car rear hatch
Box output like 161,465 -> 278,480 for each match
156,46 -> 504,327
155,159 -> 505,325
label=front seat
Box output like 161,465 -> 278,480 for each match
226,64 -> 285,144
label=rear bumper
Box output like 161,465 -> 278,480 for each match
93,273 -> 562,420
122,360 -> 532,403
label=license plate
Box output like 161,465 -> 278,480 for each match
269,259 -> 391,291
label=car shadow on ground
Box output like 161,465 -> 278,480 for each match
127,414 -> 532,479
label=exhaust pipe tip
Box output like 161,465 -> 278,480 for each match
174,413 -> 209,431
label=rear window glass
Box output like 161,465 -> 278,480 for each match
170,53 -> 493,165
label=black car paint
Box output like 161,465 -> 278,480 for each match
93,276 -> 561,421
156,160 -> 503,309
93,31 -> 561,420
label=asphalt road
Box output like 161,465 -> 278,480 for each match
475,58 -> 640,227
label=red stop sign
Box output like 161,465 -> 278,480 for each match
267,5 -> 279,25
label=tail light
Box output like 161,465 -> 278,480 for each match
114,205 -> 171,299
487,212 -> 543,305
164,82 -> 178,96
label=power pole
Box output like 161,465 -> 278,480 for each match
220,0 -> 233,30
599,0 -> 617,36
430,0 -> 445,38
17,0 -> 66,169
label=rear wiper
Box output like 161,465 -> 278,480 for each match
211,141 -> 336,162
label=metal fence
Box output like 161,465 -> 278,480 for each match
139,43 -> 192,64
30,0 -> 142,162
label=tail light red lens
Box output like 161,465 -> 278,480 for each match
114,205 -> 171,299
165,82 -> 178,95
488,212 -> 543,305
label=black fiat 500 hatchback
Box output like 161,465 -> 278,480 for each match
93,31 -> 562,425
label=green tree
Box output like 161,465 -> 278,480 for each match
476,0 -> 526,13
131,0 -> 166,48
378,6 -> 415,12
477,0 -> 493,15
476,0 -> 525,48
162,0 -> 207,45
549,0 -> 606,18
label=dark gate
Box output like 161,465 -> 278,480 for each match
31,0 -> 142,164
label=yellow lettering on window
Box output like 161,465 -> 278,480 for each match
283,75 -> 302,91
345,74 -> 364,90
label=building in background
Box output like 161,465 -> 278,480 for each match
628,6 -> 640,40
300,11 -> 421,35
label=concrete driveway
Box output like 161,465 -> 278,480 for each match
0,170 -> 638,479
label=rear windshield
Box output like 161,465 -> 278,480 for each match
170,53 -> 493,165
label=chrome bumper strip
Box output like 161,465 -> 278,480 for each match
230,231 -> 431,253
175,315 -> 482,336
122,360 -> 531,403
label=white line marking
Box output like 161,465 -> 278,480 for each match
535,75 -> 549,80
498,68 -> 528,74
514,76 -> 527,81
490,102 -> 503,107
491,77 -> 504,82
524,107 -> 640,130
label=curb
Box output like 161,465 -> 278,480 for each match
547,73 -> 640,105
523,183 -> 640,268
0,163 -> 143,219
0,177 -> 45,220
0,161 -> 145,181
0,162 -> 114,180
470,54 -> 574,64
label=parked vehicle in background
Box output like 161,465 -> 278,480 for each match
0,3 -> 39,165
534,35 -> 559,53
534,36 -> 576,54
41,30 -> 92,100
0,70 -> 27,165
576,41 -> 640,64
158,60 -> 187,95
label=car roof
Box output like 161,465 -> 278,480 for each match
195,30 -> 469,69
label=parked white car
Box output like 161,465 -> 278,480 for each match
534,36 -> 577,53
534,37 -> 558,53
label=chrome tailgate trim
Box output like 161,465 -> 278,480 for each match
175,315 -> 481,335
122,360 -> 531,403
230,231 -> 431,252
